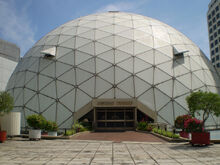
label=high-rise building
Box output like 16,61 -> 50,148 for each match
207,0 -> 220,71
0,39 -> 20,91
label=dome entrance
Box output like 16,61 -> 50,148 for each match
77,99 -> 156,131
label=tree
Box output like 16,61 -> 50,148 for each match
0,91 -> 14,116
186,91 -> 220,126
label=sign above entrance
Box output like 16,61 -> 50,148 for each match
93,99 -> 136,107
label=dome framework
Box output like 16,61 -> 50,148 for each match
7,12 -> 220,129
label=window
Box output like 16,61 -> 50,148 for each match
212,58 -> 215,63
216,47 -> 219,53
210,28 -> 213,33
217,13 -> 220,19
213,17 -> 216,23
218,29 -> 220,34
216,6 -> 219,12
209,21 -> 212,26
217,63 -> 220,67
216,55 -> 219,60
211,43 -> 214,48
214,24 -> 217,30
210,35 -> 214,41
219,37 -> 220,42
208,14 -> 211,20
214,32 -> 217,37
215,40 -> 218,45
212,10 -> 216,16
212,50 -> 215,55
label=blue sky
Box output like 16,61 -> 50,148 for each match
0,0 -> 210,58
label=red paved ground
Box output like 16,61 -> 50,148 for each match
71,131 -> 166,142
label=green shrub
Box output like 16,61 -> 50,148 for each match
27,114 -> 47,129
65,130 -> 75,136
72,121 -> 87,132
153,127 -> 180,139
137,121 -> 148,131
45,121 -> 58,131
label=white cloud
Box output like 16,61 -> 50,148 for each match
0,0 -> 35,56
96,0 -> 149,13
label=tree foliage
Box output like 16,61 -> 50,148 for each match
186,91 -> 220,125
0,91 -> 14,116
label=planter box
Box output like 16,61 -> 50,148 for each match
191,132 -> 210,145
29,129 -> 41,140
179,131 -> 189,139
0,131 -> 7,143
48,131 -> 57,136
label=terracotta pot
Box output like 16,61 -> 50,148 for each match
179,131 -> 189,139
0,131 -> 7,143
191,132 -> 210,145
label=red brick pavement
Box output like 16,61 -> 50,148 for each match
71,131 -> 166,142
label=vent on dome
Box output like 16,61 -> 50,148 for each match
173,47 -> 188,58
41,47 -> 56,58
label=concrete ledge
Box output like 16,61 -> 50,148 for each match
18,131 -> 91,140
135,130 -> 189,142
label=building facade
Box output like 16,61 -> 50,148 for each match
0,39 -> 20,91
7,12 -> 220,130
207,0 -> 220,72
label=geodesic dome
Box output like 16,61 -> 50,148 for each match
7,12 -> 220,129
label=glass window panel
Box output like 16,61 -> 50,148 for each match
154,88 -> 170,111
158,102 -> 174,125
157,45 -> 173,58
26,94 -> 39,112
136,50 -> 154,65
75,36 -> 91,48
59,37 -> 76,49
79,77 -> 95,97
40,81 -> 56,99
39,94 -> 55,112
42,103 -> 56,121
176,73 -> 191,89
57,103 -> 72,126
99,67 -> 114,84
134,41 -> 152,55
192,74 -> 204,90
75,51 -> 92,65
136,67 -> 153,84
57,80 -> 74,98
153,38 -> 169,48
118,29 -> 134,40
76,68 -> 93,85
138,88 -> 155,111
75,89 -> 92,111
117,42 -> 133,55
59,89 -> 75,112
173,102 -> 188,119
24,88 -> 35,104
95,30 -> 112,40
97,50 -> 114,64
38,75 -> 53,90
154,51 -> 171,65
134,76 -> 151,97
156,80 -> 173,98
117,58 -> 133,73
115,67 -> 131,84
134,57 -> 151,73
117,77 -> 134,97
61,27 -> 77,36
97,36 -> 114,47
154,68 -> 171,85
95,42 -> 112,55
95,77 -> 112,97
56,47 -> 72,59
99,89 -> 114,99
173,80 -> 190,97
115,88 -> 131,98
78,58 -> 95,73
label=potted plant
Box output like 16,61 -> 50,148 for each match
0,92 -> 14,143
136,121 -> 148,131
26,114 -> 46,140
46,121 -> 58,136
186,91 -> 220,145
175,114 -> 192,138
